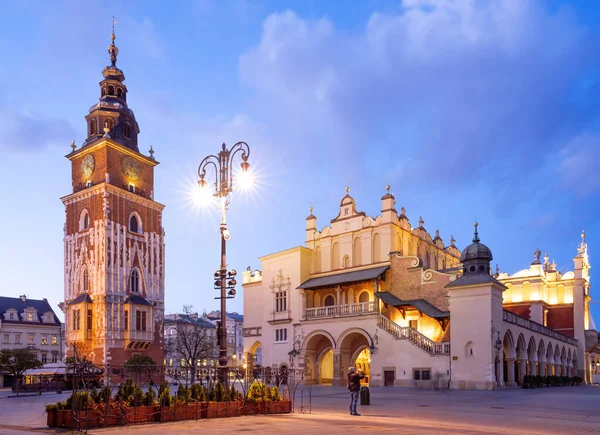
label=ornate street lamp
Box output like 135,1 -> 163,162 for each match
197,141 -> 252,379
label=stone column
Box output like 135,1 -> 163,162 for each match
336,285 -> 342,311
304,350 -> 317,385
530,360 -> 537,376
495,355 -> 504,387
506,358 -> 517,387
518,359 -> 527,384
300,290 -> 307,320
332,350 -> 343,386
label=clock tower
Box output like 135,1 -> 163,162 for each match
61,29 -> 165,366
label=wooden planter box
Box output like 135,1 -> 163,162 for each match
49,400 -> 291,428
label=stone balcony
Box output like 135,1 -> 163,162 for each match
124,329 -> 154,350
305,301 -> 377,320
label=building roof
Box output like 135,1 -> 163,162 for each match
124,294 -> 153,306
375,292 -> 449,319
298,266 -> 389,290
67,294 -> 92,305
165,315 -> 215,328
446,273 -> 506,288
0,296 -> 61,325
227,312 -> 244,322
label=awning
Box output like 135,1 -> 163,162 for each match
23,362 -> 67,376
124,294 -> 152,306
375,291 -> 449,319
298,266 -> 389,290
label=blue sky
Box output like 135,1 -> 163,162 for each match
0,0 -> 598,325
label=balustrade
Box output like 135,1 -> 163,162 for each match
377,314 -> 450,356
305,301 -> 376,319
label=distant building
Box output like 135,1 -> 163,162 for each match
206,311 -> 245,365
164,312 -> 217,371
0,295 -> 63,387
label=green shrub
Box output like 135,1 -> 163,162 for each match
101,386 -> 112,403
144,389 -> 156,406
45,403 -> 58,413
177,384 -> 192,403
270,385 -> 282,401
214,382 -> 225,402
158,381 -> 172,407
229,385 -> 240,402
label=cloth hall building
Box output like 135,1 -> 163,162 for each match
242,188 -> 598,389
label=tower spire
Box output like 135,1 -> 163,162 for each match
473,221 -> 480,243
108,16 -> 119,66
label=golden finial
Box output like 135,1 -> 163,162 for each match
345,184 -> 350,194
108,16 -> 119,66
473,221 -> 480,243
309,202 -> 314,215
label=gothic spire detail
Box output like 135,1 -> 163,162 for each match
472,222 -> 480,243
108,16 -> 119,67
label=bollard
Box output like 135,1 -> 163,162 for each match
359,386 -> 370,405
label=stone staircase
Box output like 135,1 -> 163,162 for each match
377,314 -> 450,356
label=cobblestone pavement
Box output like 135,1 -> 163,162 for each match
0,386 -> 599,434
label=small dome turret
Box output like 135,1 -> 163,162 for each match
460,222 -> 493,275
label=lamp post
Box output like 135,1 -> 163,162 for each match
197,142 -> 251,381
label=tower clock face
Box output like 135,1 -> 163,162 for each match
122,156 -> 142,181
81,154 -> 95,179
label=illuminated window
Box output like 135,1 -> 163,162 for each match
28,334 -> 35,344
51,336 -> 57,345
41,336 -> 48,345
27,312 -> 33,322
73,310 -> 81,331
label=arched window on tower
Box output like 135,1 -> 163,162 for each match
117,88 -> 123,97
104,118 -> 114,131
101,87 -> 106,97
129,214 -> 140,233
82,269 -> 89,293
123,123 -> 131,139
108,85 -> 115,95
90,119 -> 97,136
79,209 -> 90,231
130,269 -> 140,293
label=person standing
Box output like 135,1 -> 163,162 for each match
347,366 -> 365,416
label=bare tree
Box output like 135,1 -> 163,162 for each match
164,305 -> 218,384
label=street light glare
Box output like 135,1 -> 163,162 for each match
235,170 -> 255,191
194,183 -> 214,206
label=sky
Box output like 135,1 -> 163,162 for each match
0,0 -> 598,325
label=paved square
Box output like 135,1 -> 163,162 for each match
0,386 -> 599,434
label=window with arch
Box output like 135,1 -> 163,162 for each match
82,268 -> 89,293
324,295 -> 335,306
358,291 -> 370,303
372,233 -> 381,263
90,119 -> 97,136
465,341 -> 474,357
130,269 -> 140,293
314,246 -> 322,273
353,237 -> 362,267
117,87 -> 123,97
123,122 -> 131,139
332,243 -> 340,269
104,118 -> 114,131
342,255 -> 350,269
129,214 -> 140,233
108,85 -> 115,95
79,209 -> 90,231
101,87 -> 106,97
